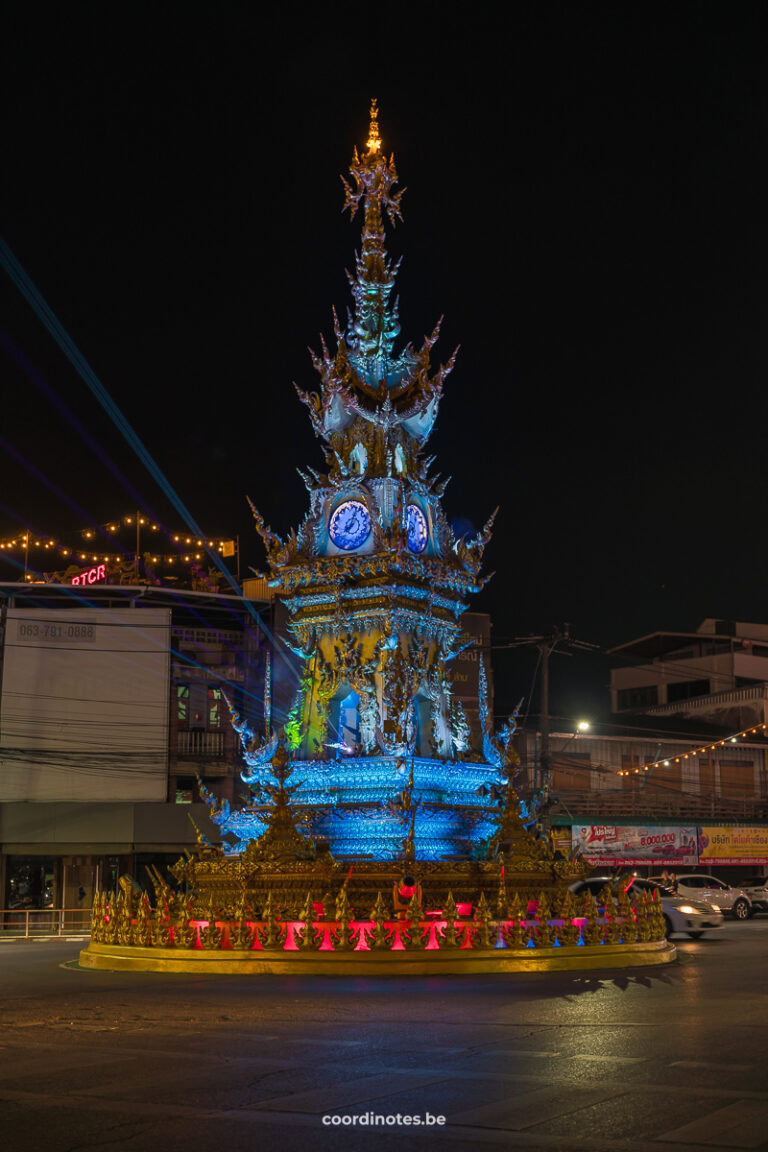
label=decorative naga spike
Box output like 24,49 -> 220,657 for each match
262,891 -> 279,949
334,887 -> 353,951
299,891 -> 317,951
370,891 -> 390,950
406,891 -> 426,950
536,891 -> 552,948
90,891 -> 101,943
151,896 -> 168,948
103,892 -> 117,945
557,889 -> 577,946
651,888 -> 666,941
581,891 -> 602,946
474,892 -> 493,949
229,896 -> 248,950
616,885 -> 633,943
503,892 -> 525,949
441,891 -> 460,949
637,892 -> 652,943
496,864 -> 508,920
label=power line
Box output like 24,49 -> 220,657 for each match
0,235 -> 298,687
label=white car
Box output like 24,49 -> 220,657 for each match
655,874 -> 752,921
570,876 -> 724,939
737,877 -> 768,913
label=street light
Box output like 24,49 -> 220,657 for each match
576,720 -> 591,732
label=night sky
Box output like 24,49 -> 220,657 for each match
3,5 -> 766,724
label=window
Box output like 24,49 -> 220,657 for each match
176,684 -> 189,723
208,687 -> 223,728
718,760 -> 755,798
175,775 -> 197,804
551,752 -> 591,794
617,685 -> 658,710
666,679 -> 710,703
5,856 -> 56,909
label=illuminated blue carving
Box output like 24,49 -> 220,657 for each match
406,504 -> 428,553
329,500 -> 371,550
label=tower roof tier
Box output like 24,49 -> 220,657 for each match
294,101 -> 458,481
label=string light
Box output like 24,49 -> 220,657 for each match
1,514 -> 235,581
617,722 -> 768,775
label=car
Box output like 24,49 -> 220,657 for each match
738,877 -> 768,913
570,875 -> 724,939
653,873 -> 753,921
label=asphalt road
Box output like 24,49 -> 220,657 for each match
2,919 -> 768,1152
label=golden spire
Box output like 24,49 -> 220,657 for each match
366,98 -> 381,154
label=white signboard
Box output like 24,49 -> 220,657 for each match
0,607 -> 170,802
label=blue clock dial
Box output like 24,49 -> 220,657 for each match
329,500 -> 372,550
406,504 -> 428,553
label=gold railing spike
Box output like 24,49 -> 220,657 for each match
370,891 -> 390,950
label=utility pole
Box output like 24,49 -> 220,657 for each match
539,634 -> 551,798
495,623 -> 599,807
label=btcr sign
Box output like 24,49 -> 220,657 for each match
71,563 -> 106,586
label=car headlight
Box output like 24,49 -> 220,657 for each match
710,904 -> 721,912
678,905 -> 701,915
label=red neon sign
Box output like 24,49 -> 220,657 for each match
71,563 -> 106,586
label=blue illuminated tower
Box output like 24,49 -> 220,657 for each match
229,103 -> 517,860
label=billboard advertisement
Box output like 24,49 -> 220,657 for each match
697,826 -> 768,866
572,824 -> 698,866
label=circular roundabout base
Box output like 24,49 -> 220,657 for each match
80,939 -> 677,975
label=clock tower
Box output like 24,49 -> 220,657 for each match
241,103 -> 511,860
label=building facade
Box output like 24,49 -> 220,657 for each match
515,617 -> 768,878
610,618 -> 768,727
0,581 -> 273,911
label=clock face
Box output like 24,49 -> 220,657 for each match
406,504 -> 428,553
329,500 -> 372,551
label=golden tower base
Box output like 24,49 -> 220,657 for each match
80,938 -> 676,976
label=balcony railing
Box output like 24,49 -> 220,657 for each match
549,788 -> 768,822
646,681 -> 768,715
176,730 -> 225,757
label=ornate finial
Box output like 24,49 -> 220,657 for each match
366,98 -> 381,154
244,737 -> 317,863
